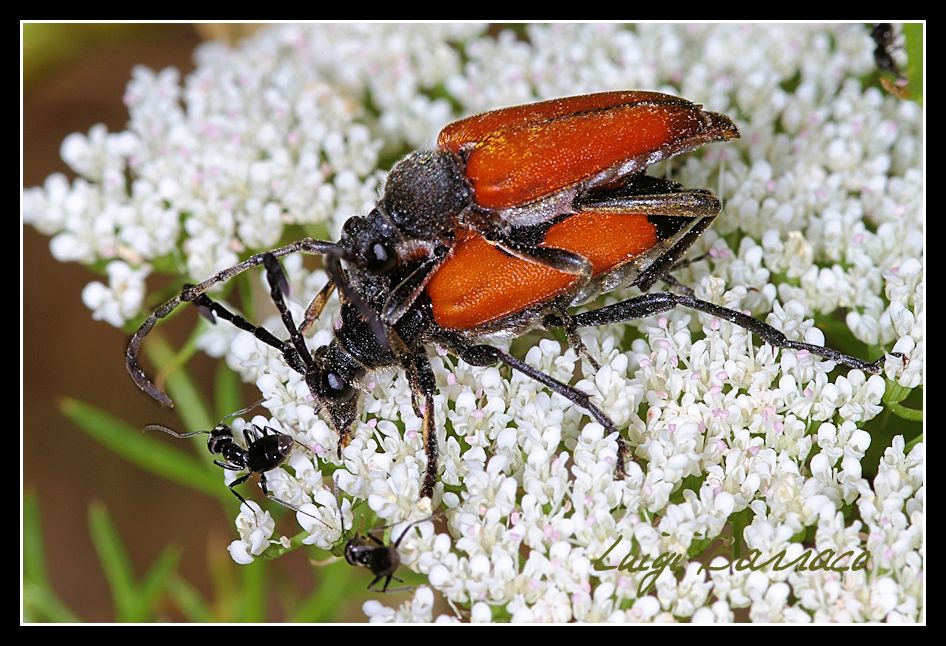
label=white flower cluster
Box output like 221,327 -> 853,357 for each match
26,23 -> 923,623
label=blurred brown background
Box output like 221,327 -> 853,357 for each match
23,24 -> 356,622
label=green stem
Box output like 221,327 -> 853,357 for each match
143,332 -> 213,433
889,401 -> 923,422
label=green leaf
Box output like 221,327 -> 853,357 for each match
236,560 -> 267,622
215,360 -> 245,422
131,547 -> 181,621
291,557 -> 357,622
143,333 -> 214,433
167,575 -> 215,623
23,491 -> 47,587
60,398 -> 226,501
89,502 -> 137,621
23,492 -> 81,622
903,23 -> 923,104
23,584 -> 81,623
729,508 -> 753,558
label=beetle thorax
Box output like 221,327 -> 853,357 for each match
382,150 -> 471,239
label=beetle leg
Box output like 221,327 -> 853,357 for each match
126,237 -> 342,408
569,292 -> 901,374
658,271 -> 695,296
545,311 -> 601,371
189,292 -> 310,377
262,254 -> 314,367
325,254 -> 391,351
300,280 -> 336,334
634,213 -> 717,291
392,347 -> 440,498
447,341 -> 628,480
381,252 -> 447,326
408,354 -> 439,500
486,234 -> 593,278
578,176 -> 722,292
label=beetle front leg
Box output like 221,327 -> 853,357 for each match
191,292 -> 310,376
300,280 -> 336,334
486,233 -> 593,278
381,254 -> 446,326
404,352 -> 439,499
126,237 -> 341,407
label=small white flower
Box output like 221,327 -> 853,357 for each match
81,261 -> 150,327
228,501 -> 276,564
28,23 -> 923,623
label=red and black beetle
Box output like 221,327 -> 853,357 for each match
127,91 -> 893,499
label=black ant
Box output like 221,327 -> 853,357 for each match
871,23 -> 909,97
311,477 -> 443,593
341,516 -> 440,593
146,403 -> 319,522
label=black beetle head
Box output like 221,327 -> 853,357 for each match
307,345 -> 362,439
382,150 -> 470,240
339,213 -> 399,275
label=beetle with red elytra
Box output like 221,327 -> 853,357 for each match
127,91 -> 900,500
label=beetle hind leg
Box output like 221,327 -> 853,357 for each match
569,291 -> 902,374
446,340 -> 628,480
547,311 -> 602,372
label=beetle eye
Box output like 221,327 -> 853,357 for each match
363,240 -> 396,274
319,371 -> 356,402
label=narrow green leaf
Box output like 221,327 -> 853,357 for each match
143,333 -> 214,433
292,558 -> 357,622
903,23 -> 923,104
166,575 -> 215,623
23,491 -> 47,586
23,494 -> 82,622
23,584 -> 81,623
236,560 -> 267,622
215,360 -> 244,422
209,539 -> 240,622
729,508 -> 753,558
88,503 -> 136,621
149,324 -> 206,412
59,398 -> 226,501
130,546 -> 182,621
